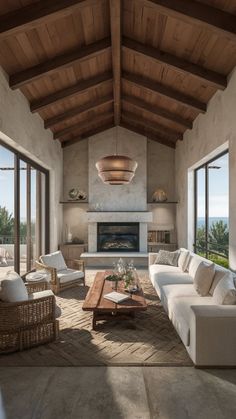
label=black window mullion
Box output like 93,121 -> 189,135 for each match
26,164 -> 31,272
205,164 -> 209,258
14,155 -> 20,273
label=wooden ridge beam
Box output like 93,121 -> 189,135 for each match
123,37 -> 227,90
144,0 -> 236,42
10,37 -> 111,90
30,72 -> 112,113
123,72 -> 206,113
62,121 -> 114,148
54,111 -> 113,139
0,0 -> 98,39
44,94 -> 113,128
123,94 -> 192,129
110,0 -> 121,125
120,119 -> 176,149
123,111 -> 182,141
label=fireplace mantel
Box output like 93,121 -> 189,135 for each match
87,211 -> 153,223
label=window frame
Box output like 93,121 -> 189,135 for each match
0,139 -> 50,273
194,149 -> 229,260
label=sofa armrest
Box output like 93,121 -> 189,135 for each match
189,304 -> 236,366
149,253 -> 158,266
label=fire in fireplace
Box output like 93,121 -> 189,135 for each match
97,222 -> 139,252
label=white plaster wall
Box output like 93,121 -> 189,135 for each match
175,67 -> 236,269
89,126 -> 147,211
0,67 -> 63,251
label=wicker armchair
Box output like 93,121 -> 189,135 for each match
35,251 -> 85,294
0,284 -> 59,354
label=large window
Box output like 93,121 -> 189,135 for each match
194,151 -> 229,268
0,141 -> 49,276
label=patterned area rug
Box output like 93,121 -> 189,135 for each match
0,271 -> 192,366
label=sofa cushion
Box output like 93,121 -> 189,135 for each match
1,271 -> 28,302
213,272 -> 236,305
149,264 -> 193,299
193,261 -> 215,296
154,250 -> 179,266
41,251 -> 67,271
57,268 -> 84,284
161,284 -> 199,313
168,296 -> 215,347
178,249 -> 190,272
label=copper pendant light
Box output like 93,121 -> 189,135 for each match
95,128 -> 138,185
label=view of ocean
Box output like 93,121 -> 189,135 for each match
197,217 -> 229,228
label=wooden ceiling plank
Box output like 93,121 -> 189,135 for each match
123,111 -> 182,141
123,72 -> 207,113
123,37 -> 227,90
110,0 -> 121,125
62,121 -> 115,148
30,72 -> 112,113
120,120 -> 176,149
123,94 -> 192,129
143,0 -> 236,42
44,94 -> 113,128
10,37 -> 111,90
0,0 -> 98,40
54,111 -> 114,139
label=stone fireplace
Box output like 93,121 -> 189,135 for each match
97,222 -> 139,252
87,211 -> 152,253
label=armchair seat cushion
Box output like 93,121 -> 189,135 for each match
57,268 -> 84,284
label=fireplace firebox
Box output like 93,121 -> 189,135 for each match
97,222 -> 139,252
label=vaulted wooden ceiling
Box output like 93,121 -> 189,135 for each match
0,0 -> 236,148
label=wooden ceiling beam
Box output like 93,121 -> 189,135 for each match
120,120 -> 176,149
54,111 -> 114,139
10,37 -> 111,90
110,0 -> 121,126
62,121 -> 115,148
123,94 -> 192,129
30,72 -> 112,113
44,94 -> 113,129
0,0 -> 98,39
123,111 -> 182,141
123,37 -> 227,90
143,0 -> 236,42
123,72 -> 206,113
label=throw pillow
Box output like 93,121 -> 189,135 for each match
154,250 -> 179,266
213,272 -> 236,305
1,271 -> 28,302
41,251 -> 67,271
188,255 -> 202,278
193,261 -> 215,296
178,249 -> 190,272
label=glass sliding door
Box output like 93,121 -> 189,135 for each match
195,167 -> 207,258
208,153 -> 229,263
194,151 -> 229,267
0,140 -> 49,276
0,146 -> 15,275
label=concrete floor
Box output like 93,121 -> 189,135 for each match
0,367 -> 236,419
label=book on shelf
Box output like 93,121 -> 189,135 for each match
103,291 -> 130,303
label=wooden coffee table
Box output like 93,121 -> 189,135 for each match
82,271 -> 147,329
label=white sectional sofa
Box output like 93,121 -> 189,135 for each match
149,250 -> 236,366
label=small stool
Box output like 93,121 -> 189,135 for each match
25,271 -> 50,292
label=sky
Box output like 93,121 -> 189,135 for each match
196,153 -> 229,218
0,146 -> 37,221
